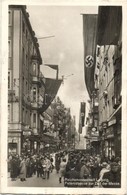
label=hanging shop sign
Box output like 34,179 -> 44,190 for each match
102,122 -> 108,129
91,127 -> 99,137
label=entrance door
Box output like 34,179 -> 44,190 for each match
8,143 -> 17,154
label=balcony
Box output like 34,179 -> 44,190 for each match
22,95 -> 31,108
32,76 -> 41,86
32,73 -> 45,87
31,99 -> 43,110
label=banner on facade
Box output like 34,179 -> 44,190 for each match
41,78 -> 62,112
81,102 -> 86,127
82,14 -> 98,97
78,102 -> 86,134
97,6 -> 122,45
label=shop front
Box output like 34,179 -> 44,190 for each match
104,126 -> 115,159
8,131 -> 21,155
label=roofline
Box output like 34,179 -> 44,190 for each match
9,5 -> 42,65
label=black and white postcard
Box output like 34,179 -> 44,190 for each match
0,0 -> 127,194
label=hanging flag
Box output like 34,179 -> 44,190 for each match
81,102 -> 86,127
78,102 -> 86,134
40,78 -> 62,113
44,64 -> 59,79
97,6 -> 122,45
78,118 -> 82,134
82,14 -> 98,98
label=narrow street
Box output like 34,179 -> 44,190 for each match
8,169 -> 64,187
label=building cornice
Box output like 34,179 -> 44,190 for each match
9,5 -> 42,65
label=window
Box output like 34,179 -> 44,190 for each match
8,26 -> 12,38
22,47 -> 25,65
30,112 -> 32,124
22,21 -> 25,33
8,71 -> 11,89
26,81 -> 28,94
8,40 -> 11,57
33,113 -> 36,127
33,62 -> 36,76
33,88 -> 36,102
22,77 -> 24,94
8,10 -> 12,26
8,104 -> 11,122
26,54 -> 28,69
22,108 -> 24,123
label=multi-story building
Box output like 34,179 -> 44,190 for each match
8,5 -> 45,155
83,6 -> 122,158
96,6 -> 122,158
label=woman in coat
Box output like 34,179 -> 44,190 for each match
19,157 -> 27,182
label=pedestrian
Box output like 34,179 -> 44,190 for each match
80,159 -> 92,179
55,154 -> 61,173
97,162 -> 110,187
59,158 -> 67,183
15,154 -> 21,177
36,157 -> 42,178
10,155 -> 18,181
45,156 -> 51,179
102,162 -> 121,188
91,158 -> 102,180
19,156 -> 27,182
65,162 -> 79,179
50,154 -> 54,172
26,156 -> 30,178
8,154 -> 12,173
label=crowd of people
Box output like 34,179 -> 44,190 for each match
62,150 -> 121,188
8,153 -> 55,182
8,150 -> 121,188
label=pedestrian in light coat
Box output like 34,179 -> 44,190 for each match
59,158 -> 67,183
44,157 -> 51,179
19,157 -> 27,182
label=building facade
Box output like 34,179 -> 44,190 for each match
96,6 -> 122,158
83,7 -> 122,158
8,5 -> 45,155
